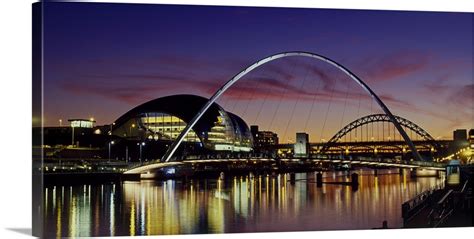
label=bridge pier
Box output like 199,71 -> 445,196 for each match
351,173 -> 359,187
351,173 -> 359,192
181,175 -> 188,185
316,172 -> 323,187
382,221 -> 388,229
121,173 -> 141,181
290,173 -> 296,185
374,169 -> 378,177
399,168 -> 404,176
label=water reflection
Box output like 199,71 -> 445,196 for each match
43,169 -> 444,237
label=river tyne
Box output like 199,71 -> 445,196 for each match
42,168 -> 443,237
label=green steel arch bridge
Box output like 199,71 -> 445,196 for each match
320,114 -> 442,153
262,113 -> 449,157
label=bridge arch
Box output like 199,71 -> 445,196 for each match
162,51 -> 423,162
321,114 -> 441,153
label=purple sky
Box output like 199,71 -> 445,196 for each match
42,2 -> 473,142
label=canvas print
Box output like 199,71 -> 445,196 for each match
32,1 -> 474,237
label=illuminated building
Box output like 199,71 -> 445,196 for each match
250,125 -> 279,148
453,129 -> 468,150
453,129 -> 467,142
111,95 -> 253,152
68,119 -> 96,128
294,132 -> 309,158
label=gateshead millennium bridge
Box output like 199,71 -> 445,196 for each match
123,51 -> 450,177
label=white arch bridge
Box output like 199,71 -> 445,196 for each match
124,51 -> 444,175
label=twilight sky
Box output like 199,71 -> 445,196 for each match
42,2 -> 473,142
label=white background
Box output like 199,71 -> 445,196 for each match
0,0 -> 472,238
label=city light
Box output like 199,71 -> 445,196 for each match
35,4 -> 474,236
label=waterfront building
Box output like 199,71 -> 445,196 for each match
111,94 -> 253,152
68,118 -> 96,128
250,125 -> 279,148
453,129 -> 467,142
37,95 -> 253,160
453,129 -> 469,150
294,132 -> 310,158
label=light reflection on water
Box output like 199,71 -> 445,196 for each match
43,169 -> 444,237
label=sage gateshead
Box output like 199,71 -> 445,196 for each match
111,94 -> 253,152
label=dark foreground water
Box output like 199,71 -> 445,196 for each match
42,169 -> 443,237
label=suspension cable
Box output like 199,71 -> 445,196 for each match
268,59 -> 298,132
282,61 -> 311,143
253,66 -> 277,125
355,91 -> 362,141
303,62 -> 323,132
338,80 -> 350,135
371,99 -> 374,141
319,77 -> 336,143
228,80 -> 248,113
239,72 -> 266,117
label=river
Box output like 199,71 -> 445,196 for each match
42,168 -> 443,237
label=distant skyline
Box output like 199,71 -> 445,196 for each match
42,2 -> 473,141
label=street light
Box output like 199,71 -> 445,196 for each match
138,142 -> 145,163
109,122 -> 115,135
129,123 -> 136,137
59,119 -> 62,127
71,125 -> 75,147
108,140 -> 115,160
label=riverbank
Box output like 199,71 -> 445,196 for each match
403,166 -> 474,228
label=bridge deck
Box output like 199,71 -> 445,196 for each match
124,158 -> 446,174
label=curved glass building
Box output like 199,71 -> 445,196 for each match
111,94 -> 253,152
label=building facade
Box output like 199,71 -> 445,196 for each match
111,95 -> 253,152
250,125 -> 279,148
453,129 -> 469,150
294,132 -> 309,158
